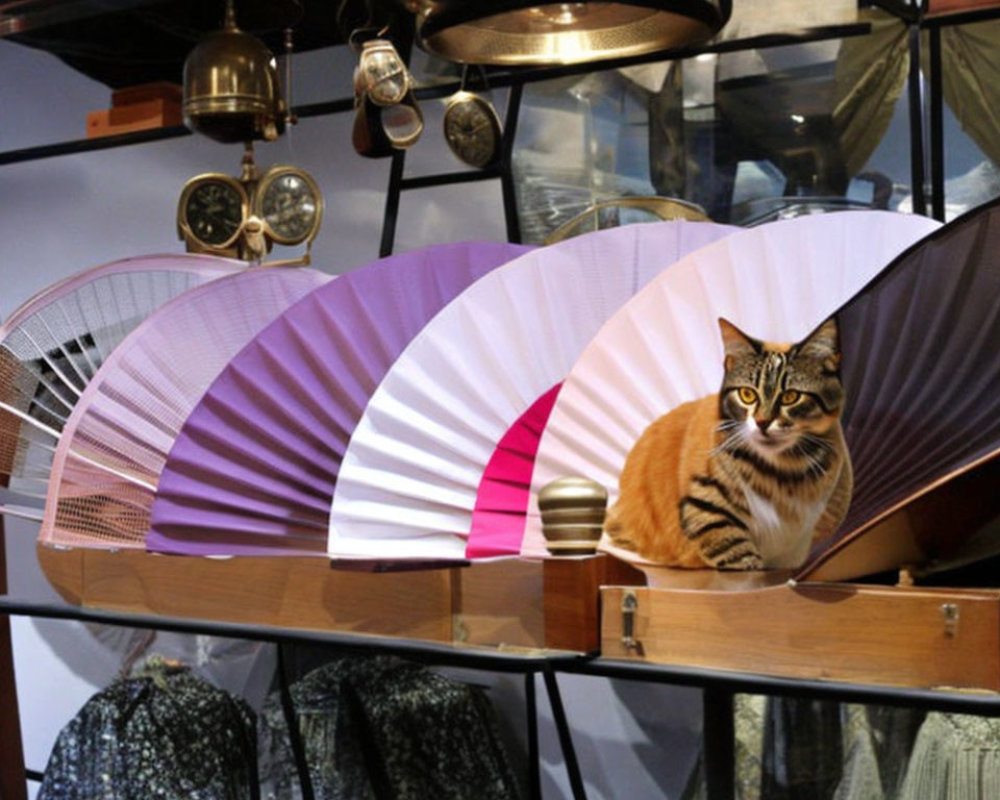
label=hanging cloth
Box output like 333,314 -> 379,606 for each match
38,662 -> 258,800
259,655 -> 522,800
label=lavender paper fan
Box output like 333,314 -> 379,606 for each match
801,197 -> 1000,580
38,266 -> 331,550
524,210 -> 941,560
0,254 -> 243,519
146,241 -> 531,557
327,220 -> 739,563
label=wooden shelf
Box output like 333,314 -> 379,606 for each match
37,545 -> 645,655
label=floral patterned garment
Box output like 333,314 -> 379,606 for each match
38,663 -> 258,800
258,655 -> 522,800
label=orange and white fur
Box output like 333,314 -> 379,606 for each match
604,317 -> 852,570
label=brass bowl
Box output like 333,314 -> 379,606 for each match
407,1 -> 730,66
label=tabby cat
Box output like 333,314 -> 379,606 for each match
604,317 -> 852,570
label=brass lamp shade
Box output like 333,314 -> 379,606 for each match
183,7 -> 286,144
409,0 -> 730,66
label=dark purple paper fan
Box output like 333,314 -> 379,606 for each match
147,241 -> 531,557
802,197 -> 1000,580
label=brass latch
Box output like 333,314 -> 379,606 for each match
941,603 -> 959,638
621,590 -> 642,654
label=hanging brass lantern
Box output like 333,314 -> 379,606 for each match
183,0 -> 287,143
405,1 -> 731,66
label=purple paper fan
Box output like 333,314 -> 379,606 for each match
148,240 -> 531,556
802,197 -> 1000,577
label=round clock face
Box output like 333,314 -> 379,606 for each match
258,168 -> 321,245
182,177 -> 244,248
444,92 -> 502,169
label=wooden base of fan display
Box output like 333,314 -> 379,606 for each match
36,545 -> 645,654
600,580 -> 1000,691
597,462 -> 1000,692
36,455 -> 1000,691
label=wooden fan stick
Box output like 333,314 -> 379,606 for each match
0,508 -> 28,800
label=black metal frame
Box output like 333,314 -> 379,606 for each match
4,8 -> 999,228
0,594 -> 582,798
7,591 -> 1000,799
4,7 -> 1000,798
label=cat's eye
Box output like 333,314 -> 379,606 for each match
780,390 -> 801,405
737,387 -> 757,405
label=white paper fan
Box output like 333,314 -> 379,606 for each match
0,254 -> 243,518
37,266 -> 331,550
328,220 -> 739,562
523,210 -> 941,559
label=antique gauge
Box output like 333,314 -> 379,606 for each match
443,90 -> 502,169
254,166 -> 323,246
177,156 -> 322,265
177,173 -> 249,255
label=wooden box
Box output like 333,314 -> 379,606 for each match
925,0 -> 1000,16
596,450 -> 1000,690
86,82 -> 183,138
600,577 -> 1000,690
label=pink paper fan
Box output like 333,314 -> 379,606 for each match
0,253 -> 243,518
38,266 -> 331,550
525,210 -> 941,560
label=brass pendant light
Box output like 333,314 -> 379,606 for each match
406,1 -> 731,66
183,0 -> 287,143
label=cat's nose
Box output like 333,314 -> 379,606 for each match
755,418 -> 771,434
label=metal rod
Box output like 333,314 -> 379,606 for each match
379,148 -> 406,258
0,508 -> 28,800
277,643 -> 315,800
525,672 -> 541,800
927,24 -> 945,222
0,596 -> 566,674
703,689 -> 735,800
399,166 -> 502,191
906,23 -> 927,217
0,125 -> 191,166
557,657 -> 1000,717
500,81 -> 524,244
541,665 -> 588,800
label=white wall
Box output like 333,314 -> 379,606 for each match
0,36 -> 702,800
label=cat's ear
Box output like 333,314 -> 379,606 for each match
798,316 -> 841,370
718,317 -> 758,370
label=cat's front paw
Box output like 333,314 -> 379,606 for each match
711,545 -> 764,571
716,552 -> 765,571
698,533 -> 764,571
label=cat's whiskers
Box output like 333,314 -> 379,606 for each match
711,419 -> 746,457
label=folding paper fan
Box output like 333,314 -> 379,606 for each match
523,210 -> 941,559
38,265 -> 331,550
799,197 -> 1000,580
145,241 -> 532,557
0,253 -> 243,519
467,384 -> 562,559
328,220 -> 741,563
